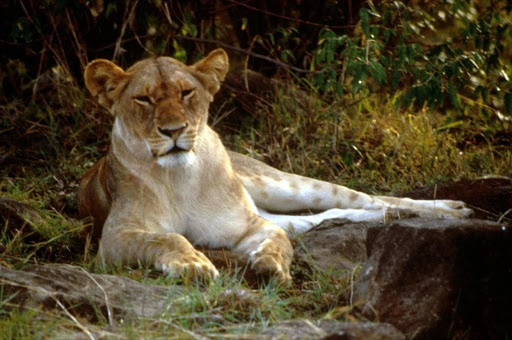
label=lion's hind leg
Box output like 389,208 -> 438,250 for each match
257,208 -> 389,235
230,151 -> 381,213
375,196 -> 473,219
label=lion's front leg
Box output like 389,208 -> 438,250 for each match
100,229 -> 219,279
233,217 -> 293,284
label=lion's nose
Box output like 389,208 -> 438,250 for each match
158,123 -> 188,139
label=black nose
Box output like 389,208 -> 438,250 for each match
158,123 -> 187,139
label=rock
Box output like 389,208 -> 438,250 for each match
0,197 -> 46,257
403,177 -> 512,223
0,197 -> 47,229
294,219 -> 374,275
0,263 -> 178,322
260,319 -> 405,340
204,218 -> 373,283
353,218 -> 512,340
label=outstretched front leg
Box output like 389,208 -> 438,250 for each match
232,214 -> 293,284
100,223 -> 219,280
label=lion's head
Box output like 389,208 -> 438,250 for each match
84,49 -> 229,167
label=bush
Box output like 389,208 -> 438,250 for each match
310,1 -> 512,130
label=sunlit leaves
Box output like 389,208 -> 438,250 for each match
309,0 -> 512,124
447,83 -> 459,109
370,61 -> 386,85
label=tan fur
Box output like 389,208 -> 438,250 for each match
80,49 -> 292,282
80,48 -> 472,282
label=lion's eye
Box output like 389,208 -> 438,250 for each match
134,96 -> 152,105
182,89 -> 194,99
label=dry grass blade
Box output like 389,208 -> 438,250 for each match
80,267 -> 114,327
113,0 -> 140,62
52,297 -> 96,340
0,278 -> 96,340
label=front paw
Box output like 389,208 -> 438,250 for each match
155,248 -> 219,280
250,239 -> 292,284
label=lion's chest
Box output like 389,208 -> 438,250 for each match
144,171 -> 250,249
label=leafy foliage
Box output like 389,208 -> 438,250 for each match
311,1 -> 512,125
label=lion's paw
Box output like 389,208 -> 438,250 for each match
382,207 -> 420,222
249,239 -> 292,284
420,200 -> 473,219
155,248 -> 219,280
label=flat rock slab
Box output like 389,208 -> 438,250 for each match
260,319 -> 405,340
1,263 -> 408,340
0,263 -> 179,321
203,219 -> 373,282
294,219 -> 376,274
353,218 -> 512,340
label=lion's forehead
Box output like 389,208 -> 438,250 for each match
124,58 -> 200,96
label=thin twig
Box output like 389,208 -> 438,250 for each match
65,9 -> 88,70
0,278 -> 96,340
53,297 -> 96,340
80,267 -> 115,327
349,264 -> 358,306
113,0 -> 139,62
91,30 -> 317,74
498,208 -> 512,224
228,0 -> 355,29
177,35 -> 315,74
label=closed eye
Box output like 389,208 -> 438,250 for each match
182,89 -> 194,99
134,96 -> 152,105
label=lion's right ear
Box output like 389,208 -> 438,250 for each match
84,59 -> 126,110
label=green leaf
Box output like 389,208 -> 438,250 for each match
383,28 -> 391,42
447,83 -> 459,109
335,82 -> 343,97
370,61 -> 387,85
316,49 -> 325,64
326,47 -> 334,63
360,8 -> 370,36
313,72 -> 325,90
392,70 -> 402,89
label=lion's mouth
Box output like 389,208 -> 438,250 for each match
155,145 -> 196,167
160,146 -> 188,157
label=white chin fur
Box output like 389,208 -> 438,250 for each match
156,152 -> 196,168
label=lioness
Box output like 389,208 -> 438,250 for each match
79,49 -> 472,283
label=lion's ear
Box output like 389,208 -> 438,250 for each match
84,59 -> 126,111
192,49 -> 229,95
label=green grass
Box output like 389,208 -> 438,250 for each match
228,88 -> 511,194
1,70 -> 510,338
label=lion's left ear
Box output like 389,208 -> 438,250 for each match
84,59 -> 126,111
192,49 -> 229,96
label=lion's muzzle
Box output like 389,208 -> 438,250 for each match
158,122 -> 188,140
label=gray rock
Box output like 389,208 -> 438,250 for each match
260,319 -> 405,340
353,218 -> 512,340
0,197 -> 47,229
294,219 -> 375,275
0,263 -> 178,321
